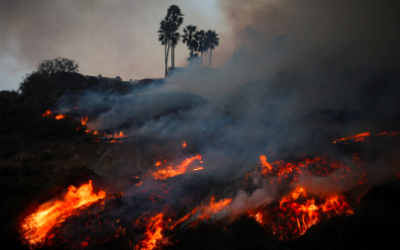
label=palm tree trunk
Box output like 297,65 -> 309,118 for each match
164,43 -> 167,78
209,49 -> 212,68
171,46 -> 174,69
166,42 -> 171,77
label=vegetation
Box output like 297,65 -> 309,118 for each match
37,57 -> 79,74
195,30 -> 207,64
182,25 -> 198,60
158,5 -> 220,74
166,5 -> 184,69
205,30 -> 219,68
158,5 -> 184,77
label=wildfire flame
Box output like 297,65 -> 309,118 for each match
42,110 -> 52,117
260,155 -> 273,175
333,132 -> 370,143
170,196 -> 232,229
20,180 -> 106,246
81,117 -> 88,125
55,114 -> 65,120
182,141 -> 186,147
42,110 -> 65,120
197,196 -> 232,221
257,187 -> 353,240
114,131 -> 125,138
136,213 -> 169,250
152,154 -> 202,180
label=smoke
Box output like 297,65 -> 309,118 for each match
52,0 -> 400,223
0,0 -> 228,90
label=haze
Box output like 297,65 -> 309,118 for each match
0,0 -> 231,90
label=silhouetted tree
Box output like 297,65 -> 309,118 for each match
182,25 -> 198,59
158,19 -> 175,78
206,30 -> 219,68
170,31 -> 181,68
166,5 -> 184,69
195,30 -> 207,65
37,57 -> 79,74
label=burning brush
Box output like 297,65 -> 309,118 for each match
22,114 -> 399,249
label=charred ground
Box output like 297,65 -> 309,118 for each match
1,68 -> 400,250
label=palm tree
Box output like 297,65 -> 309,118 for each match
206,30 -> 219,68
158,20 -> 174,78
182,25 -> 198,58
195,30 -> 207,65
166,5 -> 184,69
170,31 -> 180,69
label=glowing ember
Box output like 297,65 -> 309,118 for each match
260,155 -> 273,175
156,161 -> 162,167
182,141 -> 186,147
259,155 -> 353,184
108,140 -> 123,144
20,180 -> 106,246
152,154 -> 202,180
255,187 -> 353,240
171,196 -> 232,229
54,114 -> 65,120
197,196 -> 232,221
81,117 -> 88,125
42,110 -> 52,117
375,131 -> 397,136
136,213 -> 169,250
333,132 -> 370,143
247,211 -> 264,226
42,110 -> 65,120
114,131 -> 125,138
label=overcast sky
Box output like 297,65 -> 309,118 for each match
0,0 -> 233,90
1,0 -> 400,91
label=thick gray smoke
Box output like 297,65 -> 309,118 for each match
57,0 -> 400,215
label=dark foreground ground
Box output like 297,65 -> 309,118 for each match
1,95 -> 400,250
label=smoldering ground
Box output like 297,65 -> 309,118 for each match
49,0 -> 400,241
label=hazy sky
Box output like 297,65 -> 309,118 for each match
2,0 -> 400,91
0,0 -> 232,90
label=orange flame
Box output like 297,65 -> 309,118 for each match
20,180 -> 106,246
114,131 -> 125,138
136,213 -> 169,250
260,155 -> 273,175
81,117 -> 88,125
108,140 -> 122,144
42,110 -> 52,117
375,131 -> 397,136
192,167 -> 204,171
153,155 -> 202,180
254,187 -> 353,240
182,141 -> 186,147
54,114 -> 65,120
42,110 -> 65,120
170,196 -> 232,229
197,196 -> 232,221
333,132 -> 370,143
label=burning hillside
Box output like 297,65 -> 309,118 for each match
0,61 -> 397,250
13,110 -> 400,249
3,1 -> 400,248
